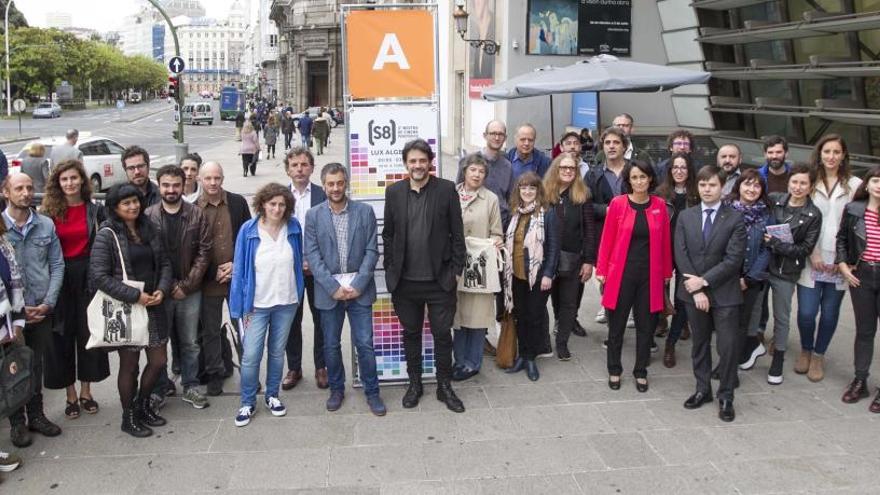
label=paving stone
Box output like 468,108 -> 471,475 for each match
329,444 -> 425,486
227,448 -> 330,490
808,416 -> 880,456
715,457 -> 837,494
134,453 -> 238,492
506,403 -> 613,437
573,464 -> 738,494
452,408 -> 519,442
1,455 -> 152,495
210,415 -> 355,452
595,401 -> 665,432
707,421 -> 845,461
481,383 -> 569,408
450,474 -> 583,494
587,432 -> 665,469
353,410 -> 460,446
417,384 -> 491,412
640,427 -> 730,465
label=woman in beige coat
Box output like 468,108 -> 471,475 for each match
452,154 -> 503,381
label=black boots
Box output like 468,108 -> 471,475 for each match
402,378 -> 423,409
436,381 -> 465,413
121,406 -> 152,438
138,396 -> 167,427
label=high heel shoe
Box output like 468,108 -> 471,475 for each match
505,357 -> 525,373
636,378 -> 649,393
608,375 -> 621,390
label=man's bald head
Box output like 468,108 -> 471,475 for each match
199,161 -> 224,178
199,162 -> 225,197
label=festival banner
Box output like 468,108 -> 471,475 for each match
468,0 -> 496,99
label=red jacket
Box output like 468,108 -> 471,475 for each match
596,195 -> 673,313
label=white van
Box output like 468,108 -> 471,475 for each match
181,102 -> 214,125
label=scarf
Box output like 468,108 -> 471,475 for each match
456,183 -> 477,208
503,202 -> 544,311
729,199 -> 768,227
0,238 -> 25,339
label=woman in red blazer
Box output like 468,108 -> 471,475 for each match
596,160 -> 673,392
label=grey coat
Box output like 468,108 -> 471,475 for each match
20,156 -> 50,193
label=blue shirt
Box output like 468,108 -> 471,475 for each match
506,148 -> 551,179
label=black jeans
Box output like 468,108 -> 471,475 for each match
686,304 -> 741,401
392,279 -> 456,381
284,132 -> 293,149
512,277 -> 550,360
851,263 -> 880,381
199,294 -> 236,379
8,318 -> 53,425
286,274 -> 325,371
551,270 -> 583,346
606,269 -> 655,378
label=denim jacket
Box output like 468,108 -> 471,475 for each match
741,208 -> 771,282
229,217 -> 305,319
3,210 -> 65,308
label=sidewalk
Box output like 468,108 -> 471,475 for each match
1,131 -> 879,493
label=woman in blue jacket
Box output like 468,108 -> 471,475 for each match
229,183 -> 304,427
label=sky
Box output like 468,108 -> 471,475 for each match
16,0 -> 234,32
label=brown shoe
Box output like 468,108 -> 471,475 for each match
793,350 -> 811,374
315,368 -> 329,389
842,378 -> 869,403
680,323 -> 691,341
483,339 -> 496,357
663,343 -> 676,368
655,318 -> 668,338
871,389 -> 880,414
281,370 -> 302,391
807,353 -> 825,382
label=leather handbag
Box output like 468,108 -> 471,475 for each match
495,311 -> 518,369
86,229 -> 149,349
0,343 -> 35,420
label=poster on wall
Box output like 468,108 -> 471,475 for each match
347,104 -> 440,200
468,0 -> 496,99
571,92 -> 598,131
526,0 -> 631,56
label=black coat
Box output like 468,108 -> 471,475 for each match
766,192 -> 822,282
88,219 -> 172,304
835,200 -> 867,266
382,176 -> 465,293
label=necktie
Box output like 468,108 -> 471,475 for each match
703,208 -> 715,242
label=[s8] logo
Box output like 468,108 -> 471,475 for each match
368,119 -> 397,146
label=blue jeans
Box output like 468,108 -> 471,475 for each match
453,327 -> 486,372
319,301 -> 379,397
797,282 -> 845,355
239,304 -> 297,407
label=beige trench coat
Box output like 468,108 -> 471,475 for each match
454,186 -> 504,330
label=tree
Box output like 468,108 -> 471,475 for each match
0,0 -> 28,33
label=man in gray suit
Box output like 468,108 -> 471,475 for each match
304,162 -> 385,416
675,165 -> 746,422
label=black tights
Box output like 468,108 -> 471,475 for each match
117,347 -> 167,408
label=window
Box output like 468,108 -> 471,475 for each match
105,140 -> 125,155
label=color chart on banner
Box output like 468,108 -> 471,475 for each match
370,294 -> 435,381
347,105 -> 440,199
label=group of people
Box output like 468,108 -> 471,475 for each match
1,113 -> 879,475
236,106 -> 335,178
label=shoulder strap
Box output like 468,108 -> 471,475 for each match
100,227 -> 129,282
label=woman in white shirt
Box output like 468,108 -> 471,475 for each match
229,183 -> 305,427
795,134 -> 861,382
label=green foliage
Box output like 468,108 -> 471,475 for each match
0,26 -> 167,100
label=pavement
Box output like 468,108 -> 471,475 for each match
2,134 -> 880,494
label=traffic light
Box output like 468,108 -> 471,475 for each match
168,75 -> 179,99
172,129 -> 179,141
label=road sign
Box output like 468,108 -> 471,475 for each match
12,99 -> 26,113
116,100 -> 125,110
169,56 -> 185,74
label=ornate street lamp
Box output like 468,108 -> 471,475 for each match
452,3 -> 500,56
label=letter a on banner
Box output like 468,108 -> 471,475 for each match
346,10 -> 435,98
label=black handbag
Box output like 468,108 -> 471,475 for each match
557,250 -> 582,275
0,343 -> 35,420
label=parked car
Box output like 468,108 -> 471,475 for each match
129,92 -> 142,103
32,102 -> 62,119
9,135 -> 128,191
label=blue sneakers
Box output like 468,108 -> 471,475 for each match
366,395 -> 386,417
264,396 -> 287,417
234,406 -> 255,427
326,391 -> 344,412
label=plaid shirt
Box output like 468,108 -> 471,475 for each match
330,202 -> 350,272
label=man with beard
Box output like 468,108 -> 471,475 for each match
146,166 -> 213,409
121,146 -> 160,207
718,144 -> 743,196
758,135 -> 790,194
383,139 -> 466,413
458,120 -> 514,229
304,162 -> 385,416
592,114 -> 653,168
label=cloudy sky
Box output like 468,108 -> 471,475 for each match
16,0 -> 234,32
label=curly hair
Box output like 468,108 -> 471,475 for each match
252,182 -> 295,220
40,160 -> 92,220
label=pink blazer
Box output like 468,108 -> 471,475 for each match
596,195 -> 673,313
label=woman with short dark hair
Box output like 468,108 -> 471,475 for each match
229,183 -> 304,427
89,183 -> 172,437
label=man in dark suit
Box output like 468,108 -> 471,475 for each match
304,163 -> 385,416
674,165 -> 746,422
282,148 -> 329,390
383,139 -> 466,413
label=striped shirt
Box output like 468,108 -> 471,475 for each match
330,202 -> 350,272
864,209 -> 880,262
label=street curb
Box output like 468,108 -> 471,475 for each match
0,135 -> 39,145
112,106 -> 171,124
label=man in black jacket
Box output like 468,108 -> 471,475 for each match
383,139 -> 466,413
196,162 -> 251,396
675,165 -> 746,422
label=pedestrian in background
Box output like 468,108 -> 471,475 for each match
312,111 -> 330,156
20,143 -> 50,194
40,160 -> 110,420
264,114 -> 279,160
298,112 -> 313,151
240,122 -> 260,177
281,111 -> 295,150
234,111 -> 245,141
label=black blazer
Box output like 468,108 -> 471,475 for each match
382,176 -> 465,293
674,204 -> 746,308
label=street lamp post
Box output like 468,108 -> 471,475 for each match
5,0 -> 15,117
146,0 -> 187,160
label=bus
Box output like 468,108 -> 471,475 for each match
219,86 -> 245,120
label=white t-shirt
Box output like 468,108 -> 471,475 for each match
253,224 -> 298,308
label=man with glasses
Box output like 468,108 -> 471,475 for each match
121,146 -> 160,207
457,120 -> 514,229
592,114 -> 653,167
655,130 -> 699,179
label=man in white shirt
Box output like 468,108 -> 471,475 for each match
49,129 -> 84,166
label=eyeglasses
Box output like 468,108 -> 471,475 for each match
519,185 -> 538,191
559,166 -> 578,171
125,163 -> 147,172
672,140 -> 691,148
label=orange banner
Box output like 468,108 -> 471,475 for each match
346,10 -> 436,99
